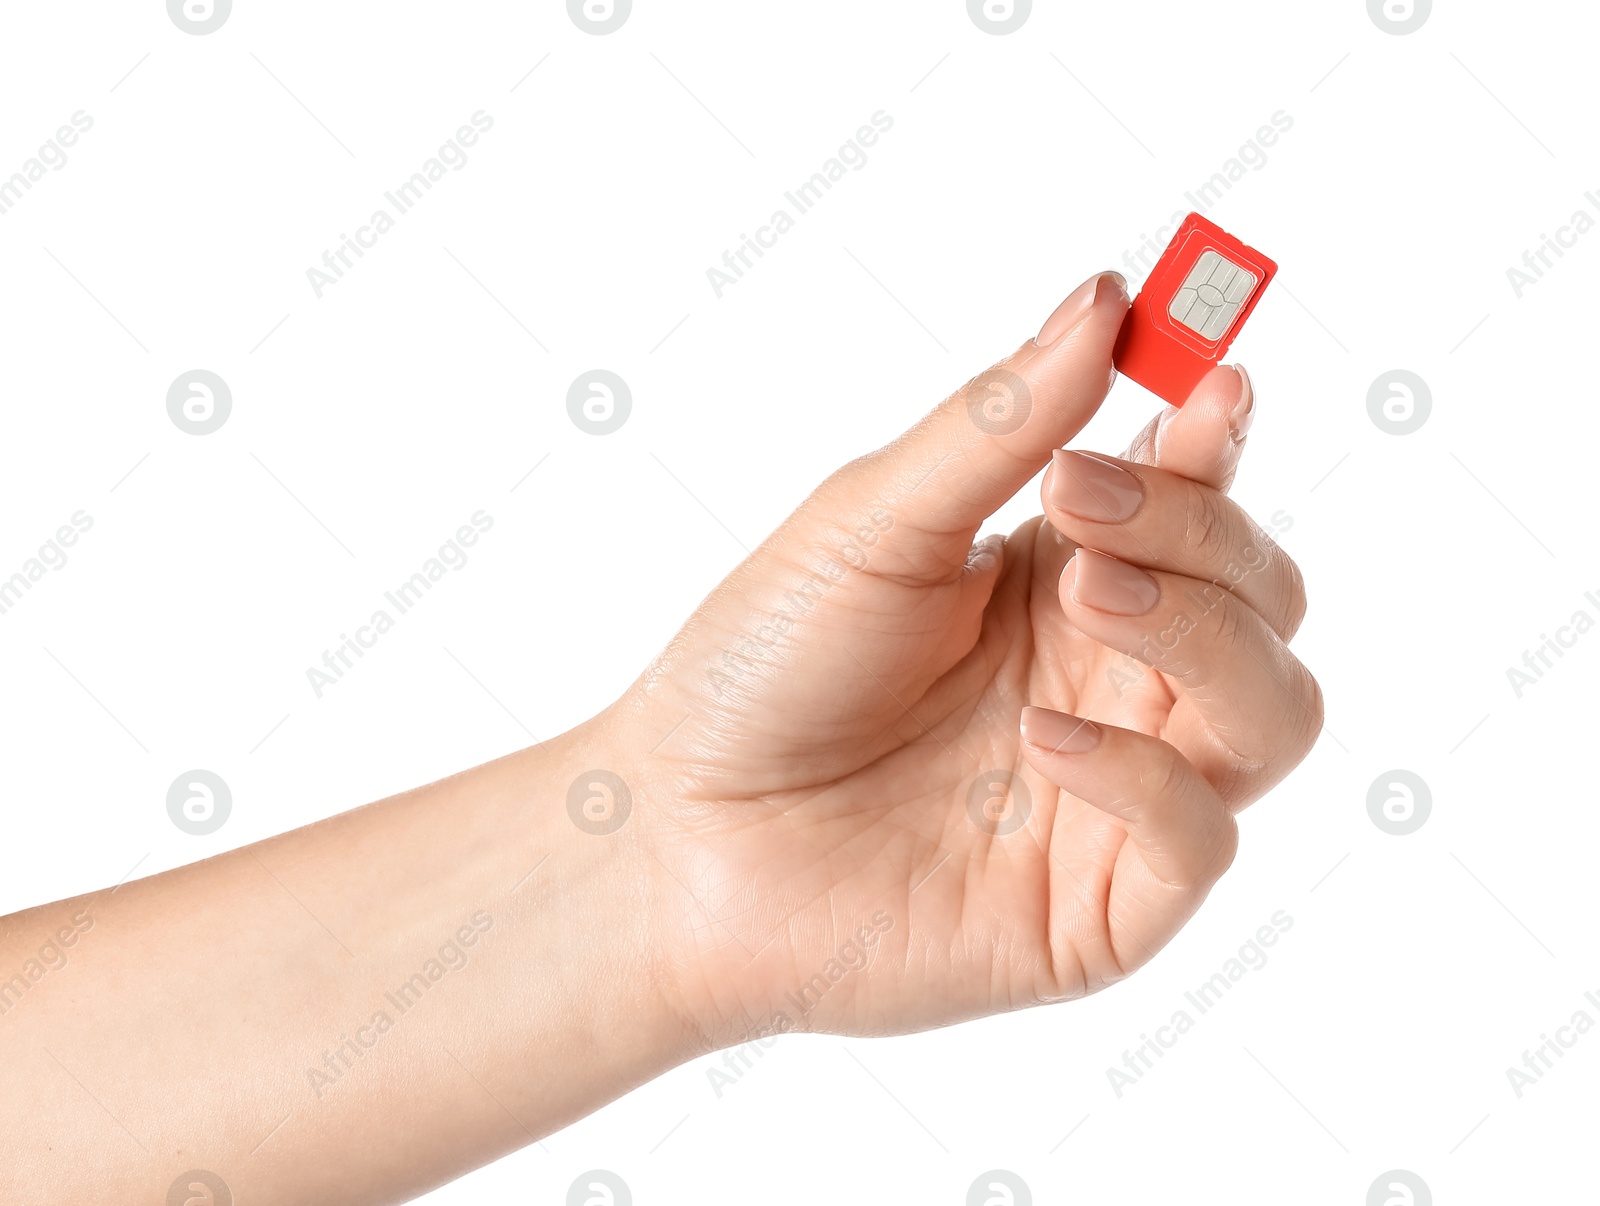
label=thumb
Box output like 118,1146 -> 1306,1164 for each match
816,270 -> 1129,580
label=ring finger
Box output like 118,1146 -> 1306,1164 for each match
1060,548 -> 1323,782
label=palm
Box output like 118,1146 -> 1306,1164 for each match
626,290 -> 1295,1046
644,506 -> 1189,1042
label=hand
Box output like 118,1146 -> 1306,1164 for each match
602,270 -> 1322,1046
0,270 -> 1322,1205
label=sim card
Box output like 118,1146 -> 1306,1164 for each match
1112,213 -> 1277,407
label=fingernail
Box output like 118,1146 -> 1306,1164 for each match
1067,549 -> 1160,615
1021,706 -> 1102,754
1035,271 -> 1127,346
1047,450 -> 1143,522
1228,364 -> 1255,444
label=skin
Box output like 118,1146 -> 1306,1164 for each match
0,270 -> 1320,1204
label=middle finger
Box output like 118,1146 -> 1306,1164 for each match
1041,450 -> 1305,640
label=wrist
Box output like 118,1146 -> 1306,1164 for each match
562,698 -> 800,1056
577,698 -> 823,1055
505,719 -> 712,1089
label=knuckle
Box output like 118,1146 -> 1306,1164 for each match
1137,739 -> 1190,803
1294,666 -> 1326,757
1274,551 -> 1309,638
820,449 -> 884,503
1122,415 -> 1160,466
1205,593 -> 1255,659
801,461 -> 859,523
1207,814 -> 1241,881
1181,481 -> 1235,567
1265,661 -> 1324,767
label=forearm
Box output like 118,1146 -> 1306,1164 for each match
0,720 -> 693,1204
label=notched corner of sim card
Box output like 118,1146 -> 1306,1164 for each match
1113,212 -> 1278,408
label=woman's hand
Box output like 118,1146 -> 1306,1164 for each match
604,271 -> 1322,1047
0,270 -> 1320,1205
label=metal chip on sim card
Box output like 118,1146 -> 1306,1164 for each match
1113,213 -> 1277,407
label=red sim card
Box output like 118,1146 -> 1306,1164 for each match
1112,212 -> 1277,407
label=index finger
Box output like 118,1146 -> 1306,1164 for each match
1122,364 -> 1254,493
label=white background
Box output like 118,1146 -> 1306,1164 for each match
1,1 -> 1594,1202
